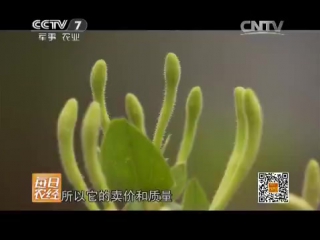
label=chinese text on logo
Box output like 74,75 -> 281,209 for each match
32,173 -> 62,203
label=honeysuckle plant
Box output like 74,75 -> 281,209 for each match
57,53 -> 320,211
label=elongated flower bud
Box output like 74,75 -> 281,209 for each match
90,60 -> 110,133
57,98 -> 99,211
176,86 -> 203,165
210,88 -> 263,210
81,101 -> 116,210
125,93 -> 146,135
153,53 -> 181,149
211,87 -> 247,199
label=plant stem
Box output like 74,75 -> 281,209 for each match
161,134 -> 171,154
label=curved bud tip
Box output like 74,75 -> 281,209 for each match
234,87 -> 246,99
234,87 -> 246,109
125,93 -> 146,134
244,88 -> 262,120
306,158 -> 320,185
307,158 -> 320,185
83,102 -> 101,128
187,86 -> 203,116
58,98 -> 78,130
90,59 -> 107,98
164,53 -> 181,88
302,158 -> 320,208
307,159 -> 319,170
125,93 -> 142,116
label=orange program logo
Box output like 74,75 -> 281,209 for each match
32,173 -> 62,203
268,182 -> 279,193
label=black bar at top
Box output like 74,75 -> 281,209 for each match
0,17 -> 319,30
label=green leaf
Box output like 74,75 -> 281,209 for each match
182,178 -> 209,210
170,163 -> 187,200
123,201 -> 145,211
100,118 -> 174,192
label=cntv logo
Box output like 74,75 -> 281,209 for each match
240,20 -> 284,35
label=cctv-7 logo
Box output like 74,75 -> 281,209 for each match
68,18 -> 87,32
75,21 -> 82,30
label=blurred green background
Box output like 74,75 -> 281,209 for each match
0,31 -> 319,210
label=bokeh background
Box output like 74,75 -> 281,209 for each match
1,31 -> 319,210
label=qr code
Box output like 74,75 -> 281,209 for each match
258,172 -> 289,203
